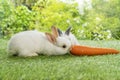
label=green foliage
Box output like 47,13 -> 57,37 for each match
32,0 -> 80,32
0,0 -> 120,40
0,0 -> 14,38
0,1 -> 35,38
91,0 -> 120,39
73,0 -> 120,40
13,6 -> 34,31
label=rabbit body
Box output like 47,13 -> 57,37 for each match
8,31 -> 71,57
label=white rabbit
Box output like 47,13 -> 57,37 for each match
57,27 -> 79,45
7,26 -> 72,57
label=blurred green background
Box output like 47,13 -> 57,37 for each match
0,0 -> 120,40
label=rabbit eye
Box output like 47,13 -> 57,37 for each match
62,45 -> 66,48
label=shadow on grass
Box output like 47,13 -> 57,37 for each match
7,54 -> 76,60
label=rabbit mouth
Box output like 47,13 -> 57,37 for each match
68,45 -> 73,51
70,45 -> 75,51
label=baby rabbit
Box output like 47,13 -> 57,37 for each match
57,27 -> 79,45
7,26 -> 72,57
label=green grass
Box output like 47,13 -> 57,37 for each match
0,39 -> 120,80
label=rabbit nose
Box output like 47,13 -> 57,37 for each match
70,45 -> 75,51
69,45 -> 74,51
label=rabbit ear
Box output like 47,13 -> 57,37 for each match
45,33 -> 56,44
51,26 -> 58,38
65,26 -> 72,35
57,28 -> 63,36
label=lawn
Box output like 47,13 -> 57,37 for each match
0,39 -> 120,80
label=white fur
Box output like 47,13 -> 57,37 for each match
58,27 -> 79,45
7,31 -> 71,57
67,33 -> 79,45
61,33 -> 79,45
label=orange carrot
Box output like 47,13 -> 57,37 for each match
70,45 -> 119,56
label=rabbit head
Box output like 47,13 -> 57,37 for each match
57,26 -> 79,45
45,26 -> 72,54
